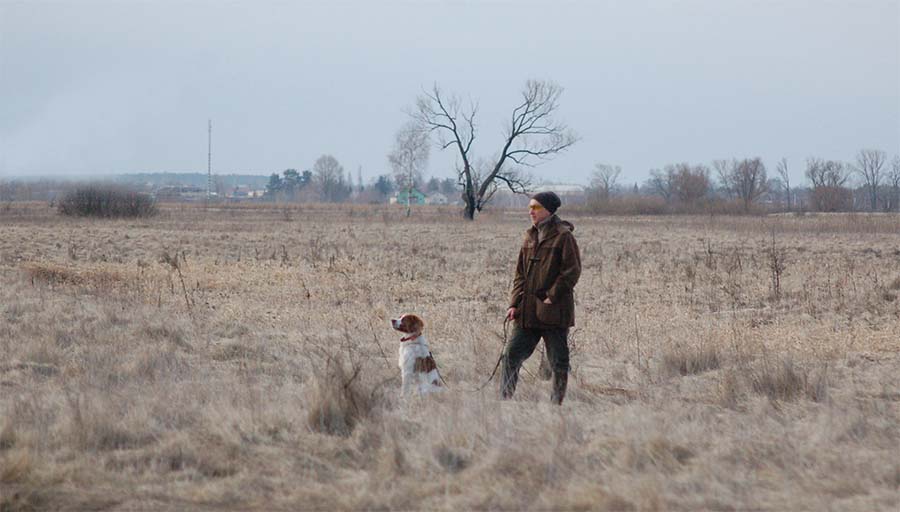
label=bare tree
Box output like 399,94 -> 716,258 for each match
806,158 -> 850,188
590,163 -> 621,200
647,163 -> 710,205
854,148 -> 887,211
671,163 -> 711,204
889,155 -> 900,212
717,158 -> 768,212
387,121 -> 430,216
712,159 -> 732,198
776,158 -> 792,211
414,80 -> 578,220
313,154 -> 348,203
805,157 -> 851,211
646,168 -> 675,202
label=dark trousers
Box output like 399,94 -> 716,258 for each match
500,325 -> 569,403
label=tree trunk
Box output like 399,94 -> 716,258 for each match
463,201 -> 476,220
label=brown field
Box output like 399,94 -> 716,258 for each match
1,202 -> 899,511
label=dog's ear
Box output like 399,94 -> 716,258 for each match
403,314 -> 424,334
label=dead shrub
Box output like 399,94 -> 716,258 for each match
661,345 -> 721,376
57,185 -> 157,218
306,350 -> 381,437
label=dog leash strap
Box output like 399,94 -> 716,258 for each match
472,317 -> 510,392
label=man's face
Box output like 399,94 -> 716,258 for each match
529,199 -> 551,225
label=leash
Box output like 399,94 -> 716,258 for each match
426,318 -> 510,392
427,317 -> 537,393
471,317 -> 511,392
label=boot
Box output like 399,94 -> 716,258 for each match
551,371 -> 568,405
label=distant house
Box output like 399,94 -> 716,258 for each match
391,189 -> 426,205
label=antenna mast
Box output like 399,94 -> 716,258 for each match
207,119 -> 212,206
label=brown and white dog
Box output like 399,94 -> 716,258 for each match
390,314 -> 444,395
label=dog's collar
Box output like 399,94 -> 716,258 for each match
400,333 -> 422,342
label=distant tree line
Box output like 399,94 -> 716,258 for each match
584,149 -> 900,214
263,154 -> 460,204
4,149 -> 898,216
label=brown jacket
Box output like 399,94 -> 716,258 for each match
509,214 -> 582,328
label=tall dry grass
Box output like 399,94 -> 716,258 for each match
0,204 -> 898,510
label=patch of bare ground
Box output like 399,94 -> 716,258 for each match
1,205 -> 898,510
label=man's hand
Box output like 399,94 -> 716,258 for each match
506,307 -> 517,321
543,297 -> 552,304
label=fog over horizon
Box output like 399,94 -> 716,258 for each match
1,0 -> 897,186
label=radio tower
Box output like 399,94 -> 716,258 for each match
206,119 -> 212,206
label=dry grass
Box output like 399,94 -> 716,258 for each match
1,203 -> 898,510
661,345 -> 721,376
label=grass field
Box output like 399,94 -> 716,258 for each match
1,202 -> 898,511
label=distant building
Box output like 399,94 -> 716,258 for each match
391,189 -> 426,205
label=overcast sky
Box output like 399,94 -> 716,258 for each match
1,0 -> 898,185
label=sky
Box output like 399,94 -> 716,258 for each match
1,0 -> 898,186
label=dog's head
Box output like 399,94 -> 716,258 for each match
390,314 -> 425,337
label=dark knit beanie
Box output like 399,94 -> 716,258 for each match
532,191 -> 561,214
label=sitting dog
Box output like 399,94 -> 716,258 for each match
390,314 -> 444,395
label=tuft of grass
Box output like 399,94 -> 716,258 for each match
718,369 -> 743,408
21,262 -> 143,297
0,420 -> 16,450
434,445 -> 469,473
662,345 -> 721,376
888,276 -> 900,291
64,392 -> 156,452
620,437 -> 694,472
1,449 -> 32,484
306,351 -> 381,437
151,434 -> 240,479
749,359 -> 829,402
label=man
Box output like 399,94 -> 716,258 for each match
502,191 -> 582,405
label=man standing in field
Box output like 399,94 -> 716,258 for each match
502,191 -> 582,405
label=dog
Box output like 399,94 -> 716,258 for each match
390,314 -> 444,395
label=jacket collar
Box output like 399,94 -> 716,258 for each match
530,214 -> 561,244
